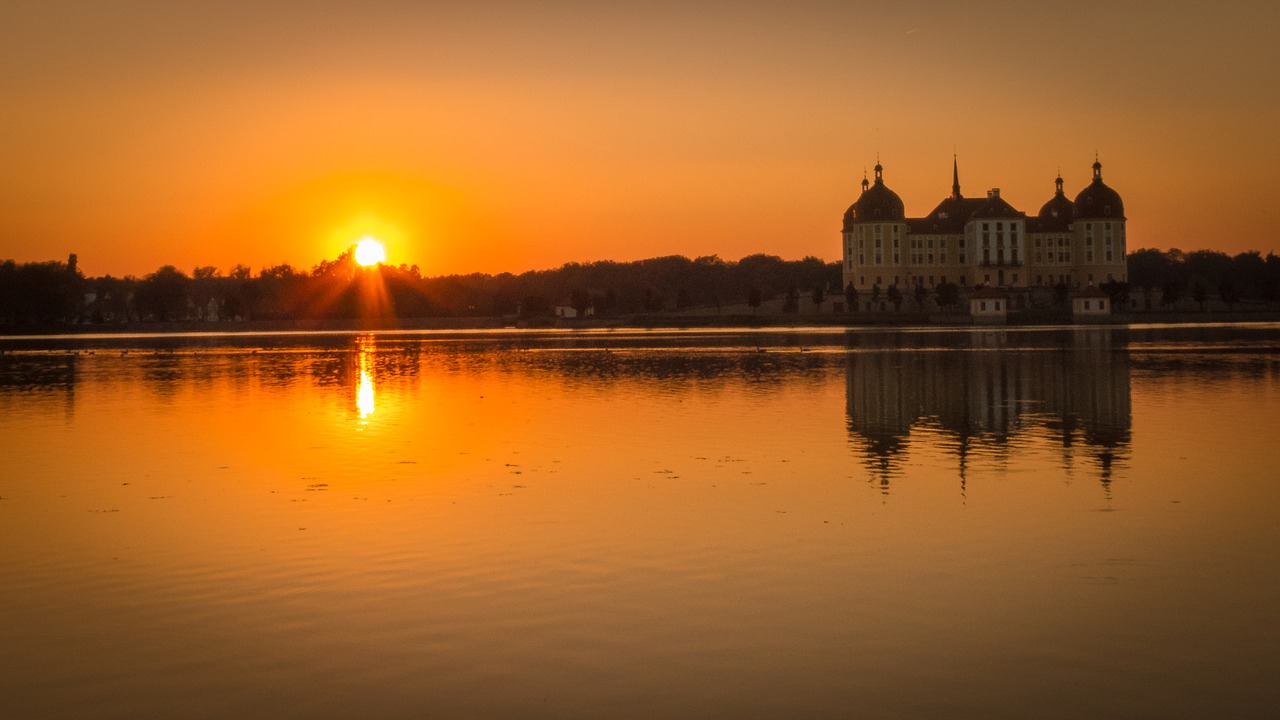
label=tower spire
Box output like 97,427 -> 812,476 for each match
951,154 -> 961,199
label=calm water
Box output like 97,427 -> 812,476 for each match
2,325 -> 1279,719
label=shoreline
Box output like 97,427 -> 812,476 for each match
4,310 -> 1280,338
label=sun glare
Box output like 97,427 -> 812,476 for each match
354,237 -> 387,267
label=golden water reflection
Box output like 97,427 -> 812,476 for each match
356,336 -> 375,420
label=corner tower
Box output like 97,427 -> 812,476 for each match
841,162 -> 907,291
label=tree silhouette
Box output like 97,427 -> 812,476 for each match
844,282 -> 858,313
887,284 -> 903,312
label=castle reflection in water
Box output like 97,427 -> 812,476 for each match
845,329 -> 1131,494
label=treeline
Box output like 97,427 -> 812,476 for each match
5,247 -> 1279,327
0,252 -> 840,326
1128,248 -> 1280,307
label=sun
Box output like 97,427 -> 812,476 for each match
353,237 -> 387,267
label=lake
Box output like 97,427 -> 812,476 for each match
2,324 -> 1279,719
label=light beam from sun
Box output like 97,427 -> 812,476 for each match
354,237 -> 387,267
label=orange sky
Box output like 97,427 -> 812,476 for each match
2,1 -> 1278,278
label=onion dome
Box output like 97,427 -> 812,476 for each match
847,163 -> 906,224
1038,175 -> 1075,220
1073,160 -> 1125,219
1031,174 -> 1075,232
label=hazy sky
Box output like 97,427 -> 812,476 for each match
2,1 -> 1278,277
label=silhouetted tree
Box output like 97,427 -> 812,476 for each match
1100,280 -> 1129,311
1053,282 -> 1070,306
747,287 -> 762,313
887,285 -> 903,312
783,285 -> 800,313
935,281 -> 959,309
844,282 -> 858,312
136,266 -> 189,321
1191,281 -> 1208,311
913,283 -> 928,309
811,286 -> 824,309
1219,278 -> 1240,310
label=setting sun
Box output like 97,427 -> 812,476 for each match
354,237 -> 387,266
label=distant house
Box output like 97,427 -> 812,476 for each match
553,303 -> 594,319
1072,285 -> 1111,319
969,287 -> 1008,324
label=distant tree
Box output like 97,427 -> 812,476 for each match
912,283 -> 928,309
1191,281 -> 1208,311
886,284 -> 903,312
747,287 -> 762,313
675,287 -> 692,310
1053,282 -> 1070,307
1100,280 -> 1129,311
844,282 -> 858,312
230,264 -> 252,280
1219,278 -> 1240,310
1161,280 -> 1184,308
1127,248 -> 1175,290
870,283 -> 881,306
570,288 -> 592,316
136,265 -> 189,321
811,286 -> 824,309
935,281 -> 959,309
192,266 -> 221,279
783,285 -> 800,313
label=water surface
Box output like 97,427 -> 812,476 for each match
2,325 -> 1279,718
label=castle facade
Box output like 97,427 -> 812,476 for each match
841,159 -> 1127,294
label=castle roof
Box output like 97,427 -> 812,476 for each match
844,163 -> 905,228
1073,160 -> 1125,220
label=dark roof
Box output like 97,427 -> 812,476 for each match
970,287 -> 1006,299
913,197 -> 988,234
1034,176 -> 1075,232
1076,285 -> 1109,298
844,163 -> 905,228
971,193 -> 1025,220
1073,161 -> 1125,220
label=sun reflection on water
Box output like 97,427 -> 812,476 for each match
356,338 -> 375,420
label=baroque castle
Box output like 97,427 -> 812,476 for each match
841,159 -> 1127,296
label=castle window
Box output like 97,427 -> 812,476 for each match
893,254 -> 900,264
1106,250 -> 1113,262
875,237 -> 882,248
996,223 -> 1003,231
983,223 -> 989,231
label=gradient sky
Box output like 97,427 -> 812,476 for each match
2,1 -> 1278,277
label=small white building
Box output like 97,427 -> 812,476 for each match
1072,286 -> 1111,318
553,304 -> 594,319
969,287 -> 1008,324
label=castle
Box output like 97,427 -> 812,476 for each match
841,159 -> 1127,299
